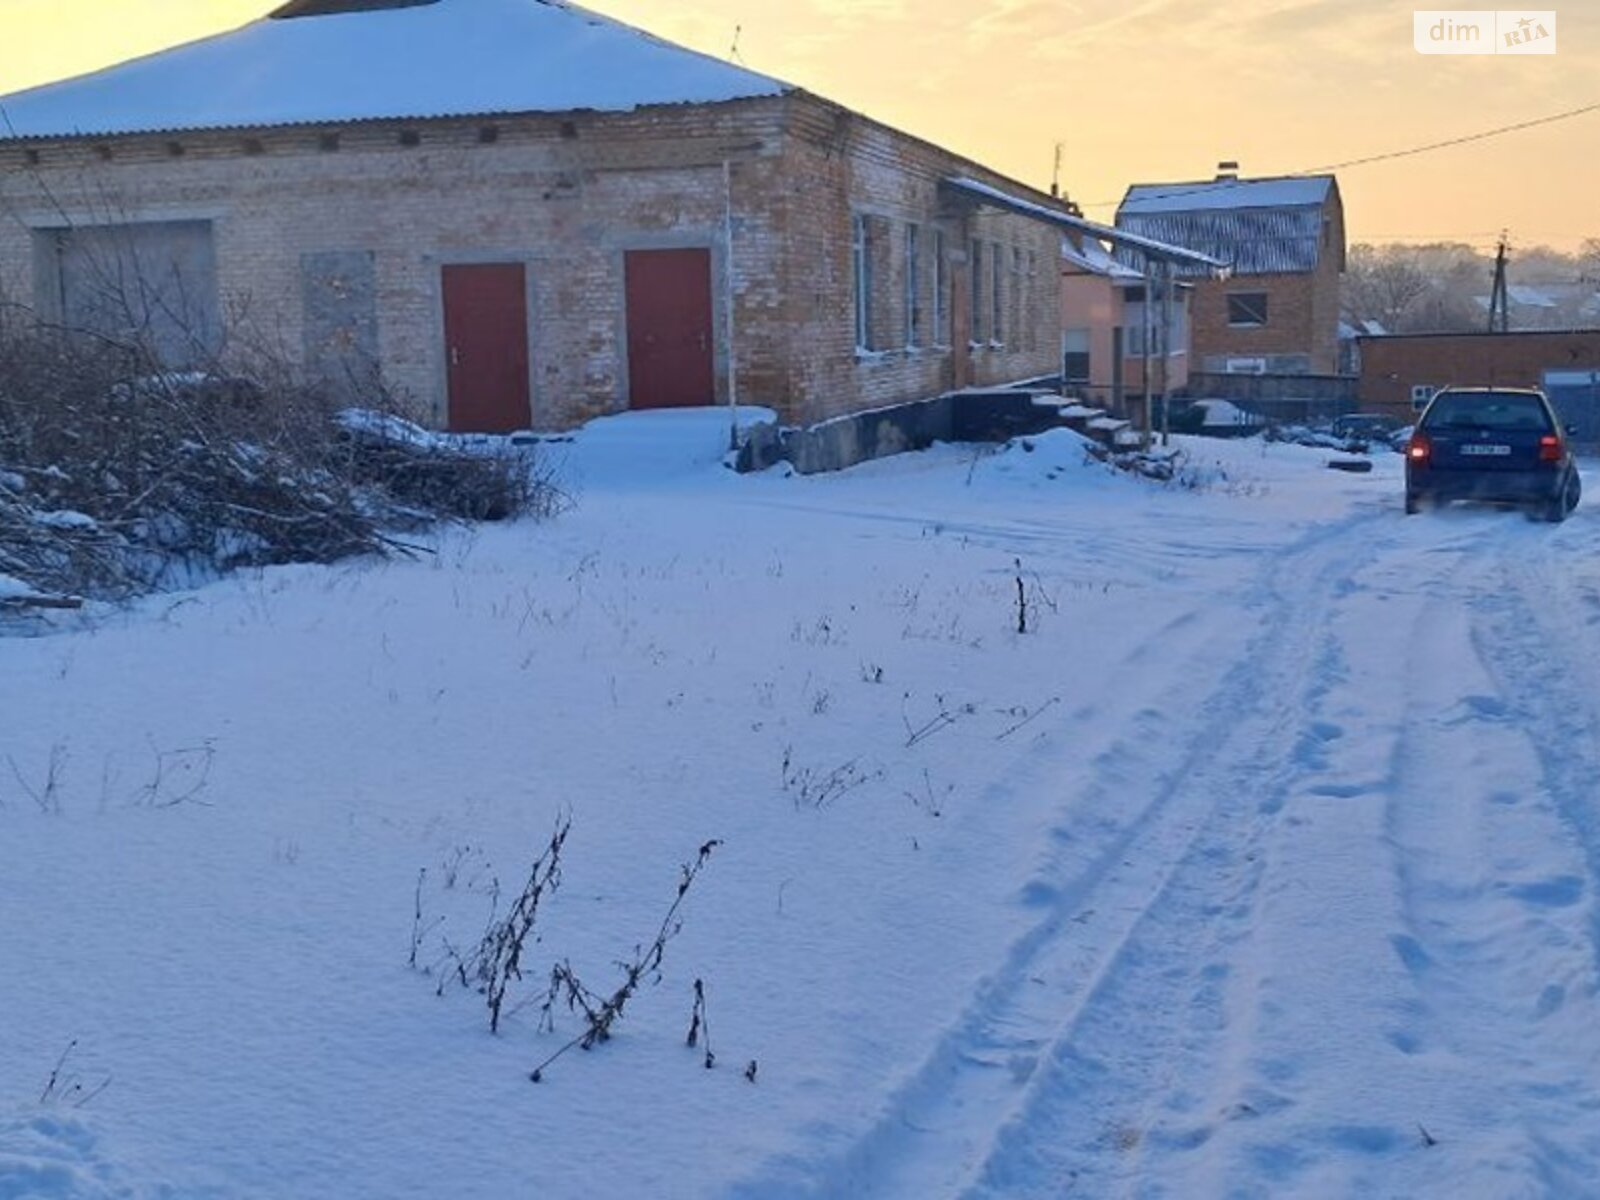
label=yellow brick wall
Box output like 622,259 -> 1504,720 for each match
0,94 -> 1063,430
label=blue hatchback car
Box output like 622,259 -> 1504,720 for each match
1405,387 -> 1581,522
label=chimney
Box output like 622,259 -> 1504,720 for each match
1216,160 -> 1239,181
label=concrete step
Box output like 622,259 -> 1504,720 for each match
1087,416 -> 1131,433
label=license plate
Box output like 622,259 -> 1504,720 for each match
1461,444 -> 1512,456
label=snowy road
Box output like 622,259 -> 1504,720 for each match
6,418 -> 1600,1198
734,467 -> 1600,1199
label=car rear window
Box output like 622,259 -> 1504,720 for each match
1422,392 -> 1552,433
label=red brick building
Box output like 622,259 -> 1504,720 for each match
1358,329 -> 1600,437
1115,170 -> 1345,376
0,0 -> 1067,433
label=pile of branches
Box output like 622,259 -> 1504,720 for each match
334,410 -> 550,525
1082,438 -> 1185,482
0,327 -> 562,602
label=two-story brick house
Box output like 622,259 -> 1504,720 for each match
0,0 -> 1066,433
1114,168 -> 1345,376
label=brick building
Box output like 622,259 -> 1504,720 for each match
1358,329 -> 1600,437
0,0 -> 1063,433
1115,169 -> 1345,376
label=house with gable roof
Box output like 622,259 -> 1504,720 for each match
1116,166 -> 1345,377
0,0 -> 1090,433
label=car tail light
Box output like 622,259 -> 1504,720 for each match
1539,434 -> 1563,463
1407,432 -> 1431,464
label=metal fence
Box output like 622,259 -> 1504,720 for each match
1180,371 -> 1359,425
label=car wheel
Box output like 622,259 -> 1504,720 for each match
1543,476 -> 1582,523
1405,491 -> 1422,515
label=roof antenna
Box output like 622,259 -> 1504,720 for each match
729,24 -> 746,65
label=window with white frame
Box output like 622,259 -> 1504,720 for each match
1123,286 -> 1147,356
905,224 -> 922,348
1063,328 -> 1090,382
971,239 -> 986,345
1010,247 -> 1023,353
1227,292 -> 1269,328
990,242 -> 1004,346
853,214 -> 875,352
1170,291 -> 1188,354
1025,249 -> 1038,352
1411,384 -> 1437,409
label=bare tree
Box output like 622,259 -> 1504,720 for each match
1344,244 -> 1433,330
1580,238 -> 1600,286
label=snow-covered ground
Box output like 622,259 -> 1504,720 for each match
4,411 -> 1600,1199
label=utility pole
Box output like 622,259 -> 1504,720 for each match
724,158 -> 739,451
1487,231 -> 1510,333
1159,262 -> 1174,448
1141,267 -> 1154,451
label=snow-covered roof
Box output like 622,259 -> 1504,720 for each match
1061,236 -> 1144,282
1116,175 -> 1341,276
942,177 -> 1227,275
1509,285 -> 1558,308
1340,318 -> 1389,339
0,0 -> 791,140
1120,176 -> 1334,215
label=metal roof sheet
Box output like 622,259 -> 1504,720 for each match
1120,176 -> 1333,214
1061,236 -> 1144,281
1115,206 -> 1330,275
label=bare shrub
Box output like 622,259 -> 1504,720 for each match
38,1039 -> 112,1109
0,317 -> 563,601
780,746 -> 880,809
531,838 -> 722,1082
685,978 -> 714,1070
414,818 -> 572,1036
469,816 -> 571,1034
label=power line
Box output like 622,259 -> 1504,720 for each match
1302,100 -> 1600,173
1076,100 -> 1600,210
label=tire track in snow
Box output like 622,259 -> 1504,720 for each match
1342,527 -> 1600,1197
1196,512 -> 1600,1199
1488,530 -> 1600,987
1399,528 -> 1600,1192
725,508 -> 1392,1200
951,509 -> 1403,1200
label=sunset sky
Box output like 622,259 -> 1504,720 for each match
1,0 -> 1595,252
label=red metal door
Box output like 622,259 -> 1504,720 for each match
624,248 -> 715,409
442,263 -> 530,433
